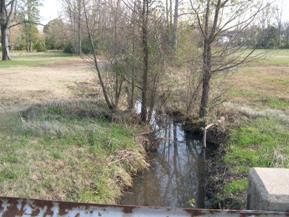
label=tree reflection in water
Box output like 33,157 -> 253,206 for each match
121,113 -> 207,208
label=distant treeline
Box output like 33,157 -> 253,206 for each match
246,24 -> 289,49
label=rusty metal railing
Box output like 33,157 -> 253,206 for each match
0,197 -> 289,217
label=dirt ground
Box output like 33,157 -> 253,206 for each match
0,60 -> 98,112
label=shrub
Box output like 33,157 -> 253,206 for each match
63,42 -> 74,54
34,40 -> 47,52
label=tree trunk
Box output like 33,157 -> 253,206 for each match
0,0 -> 16,61
199,40 -> 211,122
1,25 -> 10,61
141,0 -> 149,122
172,0 -> 179,51
77,7 -> 82,54
129,70 -> 135,110
76,0 -> 82,55
83,0 -> 114,111
28,40 -> 33,52
165,0 -> 169,28
169,0 -> 172,29
186,79 -> 202,115
199,0 -> 211,123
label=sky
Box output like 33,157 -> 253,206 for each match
274,0 -> 289,22
40,0 -> 61,24
40,0 -> 289,25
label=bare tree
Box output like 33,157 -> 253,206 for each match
273,0 -> 283,48
191,0 -> 265,123
0,0 -> 16,60
62,0 -> 82,55
79,0 -> 169,120
140,0 -> 149,122
122,0 -> 157,122
82,0 -> 134,111
123,1 -> 139,110
171,0 -> 179,50
17,0 -> 42,52
164,0 -> 181,52
82,0 -> 114,110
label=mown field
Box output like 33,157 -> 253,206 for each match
0,51 -> 97,112
0,51 -> 76,69
0,51 -> 148,203
219,49 -> 289,208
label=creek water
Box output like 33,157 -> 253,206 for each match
120,103 -> 208,208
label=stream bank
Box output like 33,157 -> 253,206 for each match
0,101 -> 149,204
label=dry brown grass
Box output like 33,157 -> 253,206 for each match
224,66 -> 289,110
0,59 -> 99,112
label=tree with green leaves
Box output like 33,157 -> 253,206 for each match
62,0 -> 82,55
43,19 -> 69,50
18,0 -> 42,52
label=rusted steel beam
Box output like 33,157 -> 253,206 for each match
0,197 -> 289,217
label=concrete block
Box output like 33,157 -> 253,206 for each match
247,168 -> 289,212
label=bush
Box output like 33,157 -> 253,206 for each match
33,40 -> 47,52
63,42 -> 74,54
81,38 -> 93,54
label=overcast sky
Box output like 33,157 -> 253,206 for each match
40,0 -> 61,24
40,0 -> 289,25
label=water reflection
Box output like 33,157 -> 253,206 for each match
121,113 -> 207,208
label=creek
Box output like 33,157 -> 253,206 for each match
120,103 -> 210,208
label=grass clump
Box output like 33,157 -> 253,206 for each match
0,102 -> 148,203
225,117 -> 289,172
219,178 -> 248,209
224,179 -> 248,196
262,97 -> 289,110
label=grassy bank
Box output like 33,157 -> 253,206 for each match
219,117 -> 289,208
216,49 -> 289,209
0,101 -> 148,203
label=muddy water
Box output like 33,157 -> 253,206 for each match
121,108 -> 207,208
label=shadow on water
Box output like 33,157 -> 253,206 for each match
120,103 -> 208,208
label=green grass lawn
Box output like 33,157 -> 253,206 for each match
0,51 -> 76,68
250,49 -> 289,66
